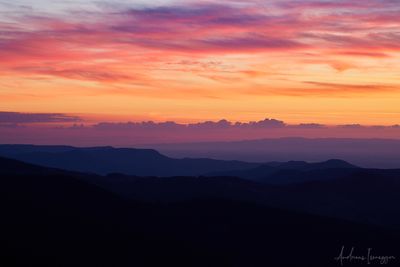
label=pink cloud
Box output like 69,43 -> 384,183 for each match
0,1 -> 399,86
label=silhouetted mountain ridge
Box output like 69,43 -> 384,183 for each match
0,145 -> 260,176
0,145 -> 360,180
3,156 -> 399,266
0,145 -> 259,176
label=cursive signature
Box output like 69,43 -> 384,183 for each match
334,246 -> 396,266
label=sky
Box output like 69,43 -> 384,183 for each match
1,0 -> 400,144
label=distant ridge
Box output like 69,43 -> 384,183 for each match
135,137 -> 400,168
0,144 -> 370,184
0,144 -> 259,176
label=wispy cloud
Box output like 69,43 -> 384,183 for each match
2,1 -> 399,59
0,111 -> 81,124
302,81 -> 397,94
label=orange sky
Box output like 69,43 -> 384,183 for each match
1,0 -> 400,126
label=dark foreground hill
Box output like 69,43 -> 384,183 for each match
84,170 -> 400,229
1,157 -> 399,266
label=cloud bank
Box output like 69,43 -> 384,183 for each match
1,112 -> 399,146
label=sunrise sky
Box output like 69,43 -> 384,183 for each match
1,0 -> 400,131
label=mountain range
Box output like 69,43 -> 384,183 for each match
2,144 -> 400,186
0,144 -> 258,176
1,155 -> 399,266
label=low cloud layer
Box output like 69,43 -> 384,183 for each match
92,118 -> 287,131
1,111 -> 399,146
